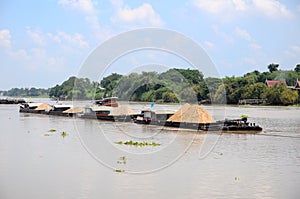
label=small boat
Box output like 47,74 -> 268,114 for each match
95,97 -> 119,107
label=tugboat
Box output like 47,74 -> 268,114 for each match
221,118 -> 262,132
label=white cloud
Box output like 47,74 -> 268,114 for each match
111,2 -> 164,26
26,27 -> 45,45
193,0 -> 247,14
193,0 -> 248,20
8,49 -> 31,60
249,43 -> 261,50
25,27 -> 88,48
291,45 -> 300,52
48,31 -> 89,48
234,27 -> 252,42
193,0 -> 293,20
284,45 -> 300,58
0,29 -> 12,48
25,48 -> 65,71
58,0 -> 109,42
85,15 -> 101,36
58,0 -> 95,14
252,0 -> 292,19
57,32 -> 89,48
212,25 -> 234,43
110,0 -> 123,7
234,26 -> 261,50
204,41 -> 215,48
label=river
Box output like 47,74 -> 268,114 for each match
0,102 -> 299,199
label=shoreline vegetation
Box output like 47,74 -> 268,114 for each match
1,63 -> 300,106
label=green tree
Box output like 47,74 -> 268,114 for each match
100,73 -> 122,96
179,87 -> 197,102
294,64 -> 300,72
262,83 -> 286,105
162,92 -> 179,103
280,89 -> 298,105
268,63 -> 279,73
241,82 -> 267,99
213,84 -> 227,104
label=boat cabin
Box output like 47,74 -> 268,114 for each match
52,104 -> 73,112
134,110 -> 174,124
95,97 -> 118,107
20,102 -> 43,110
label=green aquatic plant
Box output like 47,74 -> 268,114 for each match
61,131 -> 68,138
48,129 -> 56,132
240,114 -> 249,121
117,156 -> 126,164
115,169 -> 125,173
115,140 -> 161,147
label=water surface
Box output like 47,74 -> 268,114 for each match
0,104 -> 299,198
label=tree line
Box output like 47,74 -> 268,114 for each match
2,63 -> 300,105
2,87 -> 50,97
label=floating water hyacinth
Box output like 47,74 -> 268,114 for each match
115,169 -> 125,173
117,156 -> 126,164
115,140 -> 160,147
61,131 -> 68,138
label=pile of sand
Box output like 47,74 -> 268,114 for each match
35,103 -> 52,111
167,103 -> 214,123
63,107 -> 83,114
109,106 -> 135,116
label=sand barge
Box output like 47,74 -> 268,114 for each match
167,103 -> 214,123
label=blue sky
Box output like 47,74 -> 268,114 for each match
0,0 -> 300,90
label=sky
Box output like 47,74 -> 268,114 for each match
0,0 -> 300,90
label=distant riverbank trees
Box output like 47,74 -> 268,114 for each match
2,64 -> 300,105
2,87 -> 49,97
219,66 -> 300,105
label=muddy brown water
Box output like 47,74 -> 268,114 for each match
0,102 -> 300,198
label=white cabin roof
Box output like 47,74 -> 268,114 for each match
28,103 -> 43,107
90,106 -> 113,112
53,104 -> 73,108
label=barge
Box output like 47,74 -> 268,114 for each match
19,102 -> 262,133
131,109 -> 262,132
0,98 -> 26,104
20,102 -> 73,117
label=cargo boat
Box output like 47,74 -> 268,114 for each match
20,102 -> 73,116
0,98 -> 26,104
131,109 -> 262,132
19,103 -> 263,132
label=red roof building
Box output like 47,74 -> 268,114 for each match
265,79 -> 287,87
